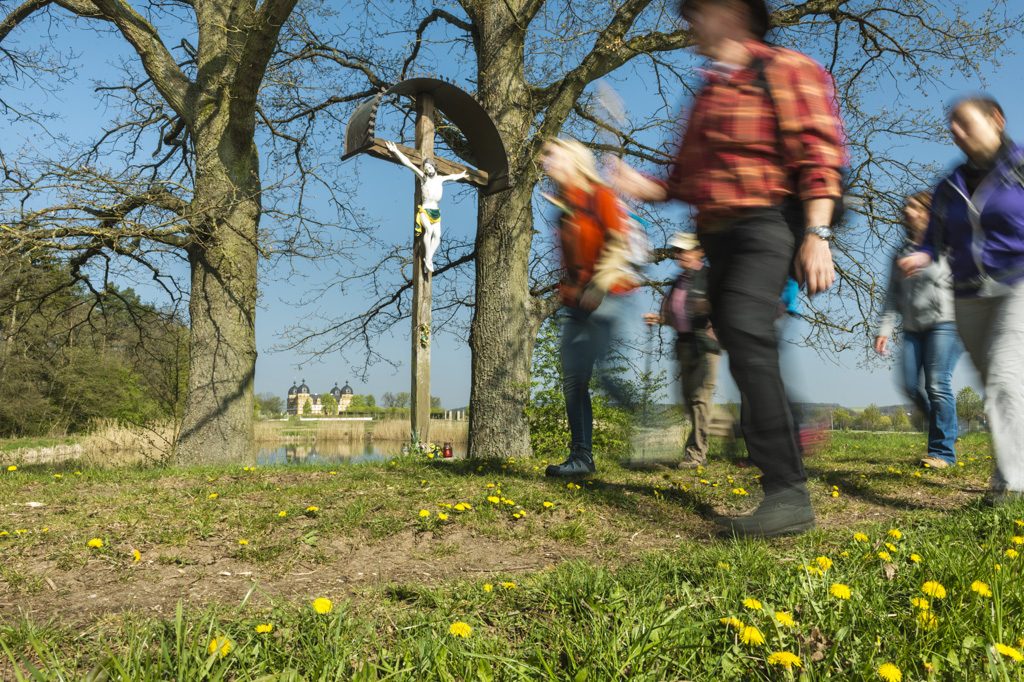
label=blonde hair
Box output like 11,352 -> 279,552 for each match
543,137 -> 604,186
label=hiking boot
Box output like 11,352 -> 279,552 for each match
982,489 -> 1024,508
716,489 -> 815,539
920,456 -> 952,469
545,449 -> 596,478
675,455 -> 707,470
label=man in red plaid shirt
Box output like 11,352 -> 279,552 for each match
612,0 -> 847,537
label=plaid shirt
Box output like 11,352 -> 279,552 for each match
665,41 -> 846,228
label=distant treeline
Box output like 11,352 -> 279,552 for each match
0,255 -> 188,436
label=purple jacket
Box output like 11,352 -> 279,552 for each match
919,142 -> 1024,298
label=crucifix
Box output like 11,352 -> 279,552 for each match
343,79 -> 509,446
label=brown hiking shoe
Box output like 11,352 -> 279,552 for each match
920,456 -> 951,469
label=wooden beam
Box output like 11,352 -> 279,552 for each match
410,96 -> 434,446
363,138 -> 490,188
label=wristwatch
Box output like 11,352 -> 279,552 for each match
805,225 -> 834,241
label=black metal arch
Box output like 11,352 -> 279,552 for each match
343,77 -> 510,196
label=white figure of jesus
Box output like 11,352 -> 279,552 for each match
384,140 -> 468,274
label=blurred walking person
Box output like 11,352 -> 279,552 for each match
644,232 -> 720,468
611,0 -> 847,536
541,138 -> 639,478
899,95 -> 1024,505
875,192 -> 962,468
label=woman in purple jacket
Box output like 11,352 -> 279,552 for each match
900,95 -> 1024,505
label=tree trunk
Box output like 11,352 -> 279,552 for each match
175,138 -> 260,464
467,7 -> 543,459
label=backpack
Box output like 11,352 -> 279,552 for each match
748,53 -> 852,230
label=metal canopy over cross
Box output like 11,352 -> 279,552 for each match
343,78 -> 510,445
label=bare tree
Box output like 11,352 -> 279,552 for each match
274,1 -> 1019,459
0,0 -> 377,461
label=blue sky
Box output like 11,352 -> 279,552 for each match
4,5 -> 1022,409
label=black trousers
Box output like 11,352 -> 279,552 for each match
700,208 -> 808,497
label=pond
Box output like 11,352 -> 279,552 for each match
255,441 -> 401,466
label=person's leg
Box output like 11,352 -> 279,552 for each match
954,296 -> 1000,486
900,331 -> 930,418
676,336 -> 701,456
921,323 -> 962,464
978,286 -> 1024,493
689,350 -> 720,462
559,309 -> 597,456
423,221 -> 441,273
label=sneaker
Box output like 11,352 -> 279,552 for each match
716,490 -> 816,538
675,455 -> 707,470
920,456 -> 952,469
545,450 -> 596,478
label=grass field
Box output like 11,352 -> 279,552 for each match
1,432 -> 1023,680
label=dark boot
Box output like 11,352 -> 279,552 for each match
716,488 -> 815,538
545,448 -> 596,478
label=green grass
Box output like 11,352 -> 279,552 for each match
2,432 -> 1023,679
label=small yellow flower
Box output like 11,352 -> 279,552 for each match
732,487 -> 749,496
305,505 -> 320,513
717,561 -> 731,571
543,501 -> 555,508
278,510 -> 288,518
487,496 -> 500,504
482,583 -> 493,593
878,551 -> 892,562
437,512 -> 449,521
916,611 -> 938,630
208,493 -> 219,500
1012,536 -> 1024,545
840,550 -> 850,558
739,625 -> 765,646
993,643 -> 1024,662
1006,548 -> 1020,559
87,538 -> 104,549
888,529 -> 903,540
885,542 -> 898,552
802,564 -> 823,576
742,598 -> 763,611
829,583 -> 851,600
312,597 -> 333,614
74,470 -> 82,475
767,651 -> 802,670
910,597 -> 929,610
328,471 -> 337,475
449,621 -> 472,638
816,556 -> 833,571
877,662 -> 902,682
921,581 -> 946,599
500,581 -> 517,590
1015,519 -> 1024,527
419,509 -> 431,518
719,616 -> 743,630
207,637 -> 232,658
454,502 -> 473,511
0,531 -> 8,537
971,580 -> 992,598
53,473 -> 62,479
854,532 -> 869,543
132,549 -> 141,562
6,465 -> 16,472
255,623 -> 273,634
909,553 -> 922,563
774,611 -> 796,628
238,538 -> 249,546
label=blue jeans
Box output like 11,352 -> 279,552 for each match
560,294 -> 634,455
901,322 -> 962,463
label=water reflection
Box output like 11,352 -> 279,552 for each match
255,441 -> 400,466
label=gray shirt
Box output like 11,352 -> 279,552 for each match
877,247 -> 956,338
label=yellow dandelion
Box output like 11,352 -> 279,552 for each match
993,643 -> 1024,662
829,583 -> 851,600
719,616 -> 743,630
207,637 -> 232,658
486,483 -> 496,488
717,561 -> 731,571
878,551 -> 892,562
1006,548 -> 1020,559
482,583 -> 493,593
815,556 -> 833,571
803,564 -> 823,576
543,501 -> 555,509
500,581 -> 517,590
53,473 -> 62,479
87,538 -> 104,549
767,651 -> 802,670
208,493 -> 219,500
885,542 -> 898,552
277,510 -> 288,518
921,581 -> 946,599
305,506 -> 319,513
909,553 -> 922,563
775,611 -> 796,628
888,529 -> 903,540
1015,520 -> 1024,527
502,498 -> 515,506
437,512 -> 449,521
132,549 -> 141,562
454,502 -> 473,511
732,487 -> 749,496
255,623 -> 273,634
854,532 -> 869,543
742,598 -> 763,611
6,465 -> 16,472
487,496 -> 500,504
1012,536 -> 1024,545
910,597 -> 929,610
739,625 -> 765,646
328,471 -> 337,475
971,580 -> 993,598
312,597 -> 333,614
877,662 -> 902,682
238,538 -> 249,546
916,611 -> 938,630
840,550 -> 850,558
419,509 -> 431,518
449,621 -> 472,638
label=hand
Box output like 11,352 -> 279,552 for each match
643,312 -> 661,326
605,156 -> 667,202
873,335 -> 889,356
794,236 -> 835,296
384,140 -> 398,155
897,252 -> 932,278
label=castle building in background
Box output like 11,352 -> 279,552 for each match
287,379 -> 355,416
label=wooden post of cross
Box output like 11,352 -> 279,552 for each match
410,94 -> 435,445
